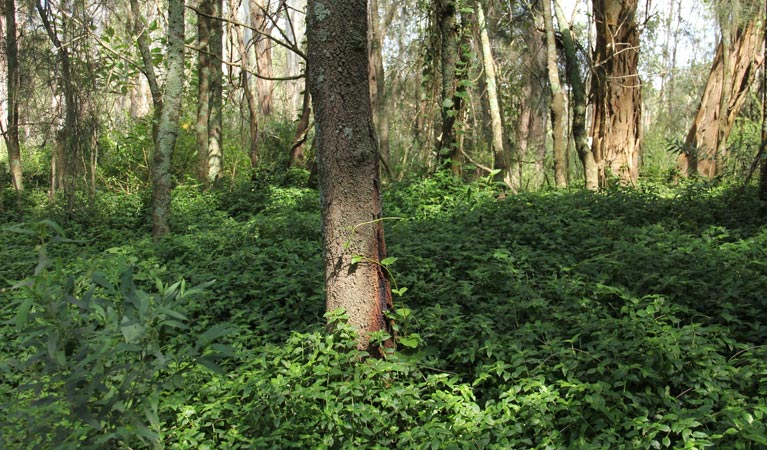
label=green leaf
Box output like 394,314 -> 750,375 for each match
15,297 -> 33,329
442,98 -> 454,109
121,323 -> 145,344
197,324 -> 231,348
398,334 -> 421,349
380,257 -> 398,266
350,255 -> 364,265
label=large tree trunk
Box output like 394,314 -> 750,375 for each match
152,0 -> 185,237
554,0 -> 597,190
475,0 -> 511,188
435,0 -> 463,175
590,0 -> 642,186
759,0 -> 767,201
5,0 -> 22,191
681,20 -> 764,177
195,0 -> 212,182
542,0 -> 567,187
307,0 -> 394,353
207,0 -> 224,184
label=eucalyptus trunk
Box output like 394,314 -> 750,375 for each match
590,0 -> 642,186
368,0 -> 389,162
195,0 -> 212,181
233,6 -> 260,167
554,0 -> 597,190
307,0 -> 394,353
475,1 -> 511,188
152,0 -> 185,237
681,20 -> 764,177
543,0 -> 567,187
251,0 -> 273,116
207,0 -> 223,184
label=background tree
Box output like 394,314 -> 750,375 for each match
590,0 -> 642,186
680,10 -> 764,177
151,0 -> 185,237
4,0 -> 22,191
306,0 -> 394,352
542,0 -> 567,187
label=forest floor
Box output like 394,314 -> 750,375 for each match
2,173 -> 767,449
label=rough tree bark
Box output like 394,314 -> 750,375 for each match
681,20 -> 764,177
306,0 -> 394,353
151,0 -> 185,237
590,0 -> 642,186
542,0 -> 567,187
554,0 -> 598,190
435,0 -> 463,175
4,0 -> 22,191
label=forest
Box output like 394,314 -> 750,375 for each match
1,0 -> 766,448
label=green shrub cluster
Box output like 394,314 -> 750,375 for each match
1,175 -> 766,448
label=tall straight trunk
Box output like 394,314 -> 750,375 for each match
285,0 -> 306,117
196,0 -> 212,181
368,0 -> 389,162
681,20 -> 764,177
251,0 -> 273,116
37,1 -> 80,205
590,0 -> 642,186
554,0 -> 597,190
131,0 -> 162,137
475,0 -> 511,188
5,0 -> 22,191
207,0 -> 223,184
435,0 -> 462,175
542,0 -> 567,187
759,0 -> 767,200
307,0 -> 394,353
233,3 -> 260,167
152,0 -> 185,237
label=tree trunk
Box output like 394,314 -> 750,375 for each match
5,0 -> 22,191
542,0 -> 567,187
251,0 -> 273,117
131,0 -> 162,142
759,0 -> 767,201
554,0 -> 597,190
681,20 -> 764,177
37,1 -> 81,206
307,0 -> 394,353
475,0 -> 511,188
233,3 -> 260,167
196,0 -> 212,182
435,0 -> 462,175
590,0 -> 642,186
289,89 -> 311,167
152,0 -> 185,237
207,0 -> 223,184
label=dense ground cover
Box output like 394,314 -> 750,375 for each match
1,174 -> 766,449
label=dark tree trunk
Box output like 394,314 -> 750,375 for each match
435,0 -> 463,175
307,0 -> 394,353
590,0 -> 642,186
289,89 -> 311,168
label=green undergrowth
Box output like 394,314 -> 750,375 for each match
1,174 -> 766,449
